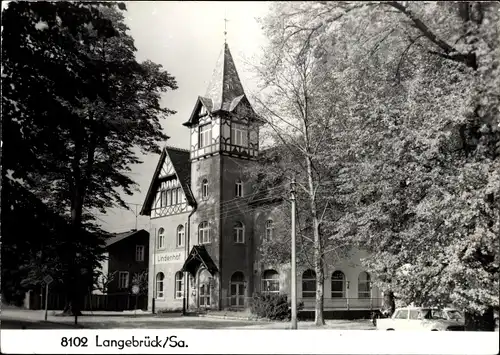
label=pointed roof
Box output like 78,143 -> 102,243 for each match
183,43 -> 257,127
182,245 -> 219,277
140,146 -> 195,216
205,42 -> 246,112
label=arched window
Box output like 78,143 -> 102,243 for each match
201,179 -> 209,200
235,180 -> 243,197
302,269 -> 316,298
331,271 -> 346,298
233,221 -> 245,243
262,269 -> 279,294
156,272 -> 165,299
157,228 -> 165,249
176,225 -> 185,247
199,221 -> 210,244
265,220 -> 274,239
358,271 -> 371,299
230,272 -> 245,307
174,272 -> 184,299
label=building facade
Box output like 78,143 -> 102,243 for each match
141,42 -> 382,315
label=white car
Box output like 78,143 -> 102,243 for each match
376,307 -> 465,331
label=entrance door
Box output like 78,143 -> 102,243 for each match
198,268 -> 211,308
230,272 -> 245,308
199,283 -> 210,308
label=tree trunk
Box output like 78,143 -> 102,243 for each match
314,252 -> 325,326
465,307 -> 496,331
382,290 -> 395,316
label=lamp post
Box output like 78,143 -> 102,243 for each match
290,177 -> 297,330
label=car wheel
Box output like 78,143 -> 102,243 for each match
387,329 -> 394,331
431,329 -> 438,331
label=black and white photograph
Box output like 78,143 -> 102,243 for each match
0,1 -> 499,354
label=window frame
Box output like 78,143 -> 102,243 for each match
199,123 -> 212,148
358,271 -> 371,299
156,272 -> 165,299
331,270 -> 346,298
135,245 -> 145,262
262,269 -> 280,294
176,225 -> 185,248
265,220 -> 274,240
118,271 -> 129,289
174,272 -> 184,299
198,221 -> 210,244
231,123 -> 248,147
201,179 -> 209,200
233,221 -> 245,244
157,228 -> 165,249
235,180 -> 243,197
302,269 -> 316,298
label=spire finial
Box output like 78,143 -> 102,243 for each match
224,12 -> 229,43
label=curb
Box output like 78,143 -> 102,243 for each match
1,316 -> 85,329
197,314 -> 282,322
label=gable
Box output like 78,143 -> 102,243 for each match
140,147 -> 195,216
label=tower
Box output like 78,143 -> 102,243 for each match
182,42 -> 261,310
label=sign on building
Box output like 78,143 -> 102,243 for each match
155,251 -> 185,265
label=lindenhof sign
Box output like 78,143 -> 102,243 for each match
155,251 -> 184,265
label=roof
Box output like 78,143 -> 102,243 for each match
183,43 -> 262,127
105,229 -> 148,247
140,146 -> 195,216
182,245 -> 219,276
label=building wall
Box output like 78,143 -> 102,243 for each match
148,213 -> 189,311
107,232 -> 150,294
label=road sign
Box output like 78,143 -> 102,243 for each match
131,285 -> 140,295
43,275 -> 54,285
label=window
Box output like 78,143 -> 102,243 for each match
175,272 -> 184,299
409,310 -> 420,320
331,271 -> 345,298
233,221 -> 245,243
177,187 -> 182,204
201,179 -> 209,200
160,190 -> 167,207
118,271 -> 129,289
262,270 -> 279,294
156,272 -> 165,298
265,220 -> 274,239
231,123 -> 248,147
358,271 -> 371,299
135,245 -> 145,262
166,190 -> 171,206
199,124 -> 212,148
394,309 -> 408,319
235,180 -> 243,197
302,269 -> 316,298
177,225 -> 185,247
198,221 -> 210,244
157,228 -> 165,249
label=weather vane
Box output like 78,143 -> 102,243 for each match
224,12 -> 229,43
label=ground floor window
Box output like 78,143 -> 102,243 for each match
175,272 -> 184,299
156,272 -> 165,299
118,271 -> 129,289
331,270 -> 346,298
358,271 -> 371,299
262,269 -> 279,294
302,269 -> 316,298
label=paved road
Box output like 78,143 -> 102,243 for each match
1,319 -> 81,329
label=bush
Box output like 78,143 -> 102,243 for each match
250,293 -> 304,321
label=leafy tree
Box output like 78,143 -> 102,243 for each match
2,2 -> 177,315
257,1 -> 499,330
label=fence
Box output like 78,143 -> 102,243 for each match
27,290 -> 148,312
216,296 -> 383,311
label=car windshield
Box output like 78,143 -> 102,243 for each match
446,310 -> 463,320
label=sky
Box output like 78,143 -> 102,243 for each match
98,1 -> 270,233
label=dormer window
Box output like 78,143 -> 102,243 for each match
235,180 -> 243,197
231,123 -> 248,147
199,124 -> 212,148
202,179 -> 209,200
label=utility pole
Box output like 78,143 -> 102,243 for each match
290,176 -> 297,329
